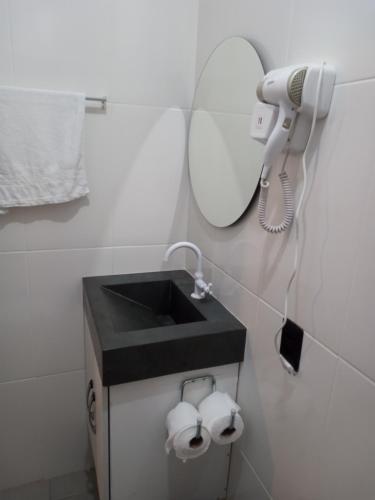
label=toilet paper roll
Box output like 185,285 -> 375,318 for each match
198,391 -> 244,445
165,401 -> 211,461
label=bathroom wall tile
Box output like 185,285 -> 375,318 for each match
0,378 -> 44,490
186,254 -> 259,331
9,0 -> 111,95
113,244 -> 185,275
0,372 -> 86,491
23,105 -> 189,251
227,447 -> 271,500
109,0 -> 198,108
36,371 -> 89,483
0,0 -> 14,85
195,0 -> 293,80
28,249 -> 112,377
187,192 -> 265,298
339,167 -> 375,382
237,300 -> 338,500
0,253 -> 34,383
318,361 -> 375,500
9,0 -> 198,107
289,81 -> 375,352
0,209 -> 27,252
249,81 -> 375,354
50,468 -> 96,500
59,494 -> 98,500
0,480 -> 49,500
287,0 -> 375,84
111,106 -> 189,247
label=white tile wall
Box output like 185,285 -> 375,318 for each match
0,208 -> 27,252
0,479 -> 50,500
0,253 -> 33,383
113,244 -> 185,274
22,105 -> 190,251
339,161 -> 375,380
0,371 -> 88,491
0,0 -> 197,489
9,0 -> 198,108
110,0 -> 198,108
227,448 -> 271,500
318,361 -> 375,500
28,249 -> 112,377
195,0 -> 293,79
110,106 -> 190,247
0,0 -> 13,86
237,302 -> 338,500
9,0 -> 112,95
288,0 -> 375,84
188,1 -> 375,499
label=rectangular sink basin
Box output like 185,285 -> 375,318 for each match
83,270 -> 246,386
102,280 -> 205,331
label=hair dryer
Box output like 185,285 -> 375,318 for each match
251,63 -> 335,233
256,66 -> 307,180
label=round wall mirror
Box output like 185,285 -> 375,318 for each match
189,37 -> 264,227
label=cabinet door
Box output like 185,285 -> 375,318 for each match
84,319 -> 109,500
110,364 -> 239,500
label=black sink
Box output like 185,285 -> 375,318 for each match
102,280 -> 205,331
83,270 -> 246,386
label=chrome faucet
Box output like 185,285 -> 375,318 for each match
164,242 -> 213,300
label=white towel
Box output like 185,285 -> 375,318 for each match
0,86 -> 89,207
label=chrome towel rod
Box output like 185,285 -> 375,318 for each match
85,96 -> 107,110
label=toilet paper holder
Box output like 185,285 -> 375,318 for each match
226,409 -> 237,435
180,375 -> 216,446
180,374 -> 216,402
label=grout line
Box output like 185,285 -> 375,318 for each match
191,0 -> 200,96
0,368 -> 85,386
335,75 -> 375,87
284,0 -> 296,65
340,357 -> 375,389
321,354 -> 340,434
239,449 -> 274,500
0,243 -> 172,255
104,100 -> 192,113
6,0 -> 16,79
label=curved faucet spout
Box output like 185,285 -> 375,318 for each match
164,241 -> 212,300
164,241 -> 203,275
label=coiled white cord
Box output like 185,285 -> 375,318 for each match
258,168 -> 294,234
274,62 -> 326,373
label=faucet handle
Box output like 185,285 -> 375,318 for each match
206,283 -> 213,296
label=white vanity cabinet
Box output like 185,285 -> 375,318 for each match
84,320 -> 239,500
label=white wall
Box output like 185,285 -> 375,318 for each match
188,1 -> 375,499
0,0 -> 198,490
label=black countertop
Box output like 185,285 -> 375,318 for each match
83,270 -> 246,386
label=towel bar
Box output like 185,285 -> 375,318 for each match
85,96 -> 107,110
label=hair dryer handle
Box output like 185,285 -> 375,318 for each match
262,106 -> 296,180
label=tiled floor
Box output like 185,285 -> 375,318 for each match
0,469 -> 98,500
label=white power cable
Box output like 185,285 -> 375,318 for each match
258,158 -> 294,234
274,62 -> 326,373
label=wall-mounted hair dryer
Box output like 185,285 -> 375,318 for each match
251,63 -> 335,233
